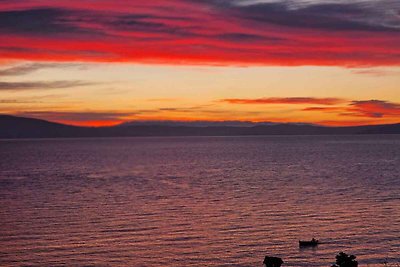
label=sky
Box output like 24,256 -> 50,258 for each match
0,0 -> 399,126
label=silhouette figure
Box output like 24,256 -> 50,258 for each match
331,252 -> 358,267
263,256 -> 283,267
299,237 -> 319,247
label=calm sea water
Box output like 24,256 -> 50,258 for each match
0,136 -> 399,267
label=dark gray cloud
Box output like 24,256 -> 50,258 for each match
0,8 -> 81,34
1,1 -> 397,39
0,1 -> 398,66
0,7 -> 110,39
210,0 -> 400,32
0,7 -> 199,39
215,32 -> 282,42
0,81 -> 93,91
109,13 -> 200,38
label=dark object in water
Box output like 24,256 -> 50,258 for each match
331,252 -> 358,267
263,256 -> 284,267
299,238 -> 319,247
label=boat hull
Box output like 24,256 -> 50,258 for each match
299,241 -> 319,247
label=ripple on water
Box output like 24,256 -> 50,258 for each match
0,136 -> 399,266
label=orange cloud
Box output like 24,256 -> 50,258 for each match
8,99 -> 400,127
221,97 -> 345,105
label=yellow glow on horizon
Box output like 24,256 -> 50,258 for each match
1,61 -> 399,126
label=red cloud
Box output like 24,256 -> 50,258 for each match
346,100 -> 400,118
221,97 -> 345,105
303,107 -> 345,112
303,100 -> 400,119
0,1 -> 399,66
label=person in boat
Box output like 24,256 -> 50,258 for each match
299,238 -> 319,246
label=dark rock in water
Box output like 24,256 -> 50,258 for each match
263,256 -> 284,267
331,252 -> 358,267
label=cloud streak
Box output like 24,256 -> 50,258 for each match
0,0 -> 399,66
346,100 -> 400,118
221,97 -> 345,105
0,81 -> 93,91
222,96 -> 400,122
7,98 -> 400,127
303,99 -> 400,119
228,0 -> 400,32
0,62 -> 81,76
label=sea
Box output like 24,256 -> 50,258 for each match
0,135 -> 399,267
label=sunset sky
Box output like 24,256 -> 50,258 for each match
0,0 -> 399,126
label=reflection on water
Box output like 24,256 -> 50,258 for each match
0,136 -> 399,266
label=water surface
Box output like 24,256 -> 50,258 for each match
0,136 -> 399,266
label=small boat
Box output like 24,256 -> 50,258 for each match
299,238 -> 319,247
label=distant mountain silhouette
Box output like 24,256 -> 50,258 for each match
1,115 -> 399,139
119,120 -> 280,127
